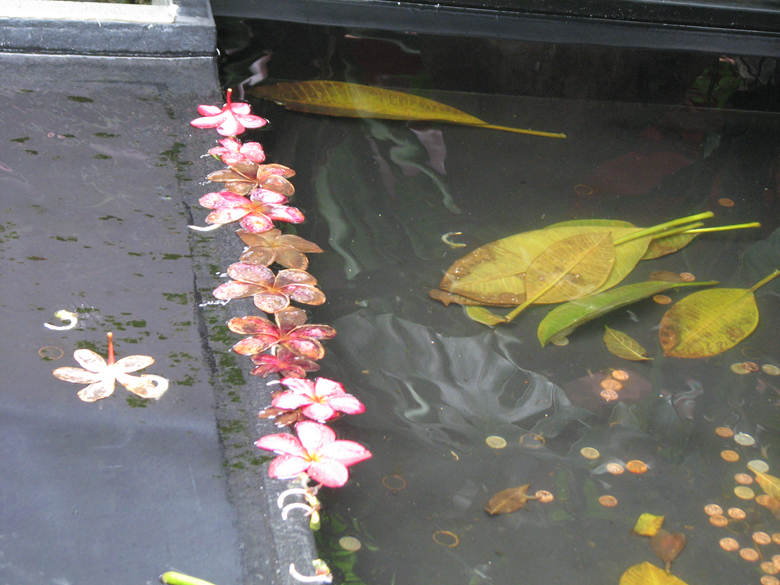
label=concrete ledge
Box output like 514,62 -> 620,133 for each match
0,0 -> 215,56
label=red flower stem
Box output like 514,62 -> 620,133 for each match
106,331 -> 115,365
226,87 -> 233,109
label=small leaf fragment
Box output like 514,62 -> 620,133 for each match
465,306 -> 506,326
754,469 -> 780,500
604,326 -> 652,361
650,530 -> 686,573
632,513 -> 665,537
619,562 -> 689,585
485,484 -> 531,515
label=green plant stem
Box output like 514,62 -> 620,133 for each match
649,222 -> 705,240
473,124 -> 567,139
685,222 -> 762,234
750,269 -> 780,292
613,212 -> 714,246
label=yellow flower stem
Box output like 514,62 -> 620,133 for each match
472,124 -> 567,138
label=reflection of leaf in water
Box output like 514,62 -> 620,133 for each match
650,530 -> 686,573
485,484 -> 531,515
659,270 -> 780,358
604,326 -> 652,361
252,81 -> 566,138
619,562 -> 688,585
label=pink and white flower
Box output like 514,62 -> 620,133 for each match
256,421 -> 372,488
214,263 -> 325,313
194,189 -> 304,233
272,377 -> 365,422
209,137 -> 266,165
190,88 -> 268,136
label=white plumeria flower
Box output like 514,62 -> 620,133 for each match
53,332 -> 168,402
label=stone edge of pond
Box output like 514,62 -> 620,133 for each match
180,99 -> 319,584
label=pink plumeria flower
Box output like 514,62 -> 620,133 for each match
214,263 -> 326,313
256,421 -> 372,488
190,88 -> 268,136
190,189 -> 304,233
208,137 -> 266,165
228,307 -> 336,360
272,377 -> 365,422
251,347 -> 321,378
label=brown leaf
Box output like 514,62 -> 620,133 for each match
485,484 -> 531,515
650,529 -> 686,573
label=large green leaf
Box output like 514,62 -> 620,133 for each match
659,270 -> 780,358
252,80 -> 566,138
537,280 -> 717,346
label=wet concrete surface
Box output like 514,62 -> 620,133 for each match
0,55 -> 314,585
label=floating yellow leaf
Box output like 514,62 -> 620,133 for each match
252,80 -> 566,138
604,326 -> 652,361
659,270 -> 780,358
619,562 -> 689,585
485,484 -> 532,515
465,306 -> 506,326
633,513 -> 665,536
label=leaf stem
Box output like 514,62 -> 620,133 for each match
473,124 -> 567,139
160,572 -> 218,585
750,269 -> 780,292
685,222 -> 762,234
649,222 -> 704,240
613,212 -> 714,246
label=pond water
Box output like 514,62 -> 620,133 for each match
217,20 -> 780,585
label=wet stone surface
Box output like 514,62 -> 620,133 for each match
0,56 -> 252,585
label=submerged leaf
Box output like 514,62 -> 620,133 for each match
604,326 -> 652,361
485,484 -> 532,515
619,562 -> 689,585
659,271 -> 780,358
642,233 -> 698,260
437,225 -> 650,306
252,81 -> 566,138
523,232 -> 615,304
651,530 -> 686,573
538,280 -> 716,347
633,513 -> 665,537
754,469 -> 780,500
465,306 -> 506,326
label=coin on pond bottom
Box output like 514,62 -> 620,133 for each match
734,486 -> 756,500
761,576 -> 780,585
754,532 -> 773,545
734,432 -> 756,446
731,363 -> 751,374
485,436 -> 507,449
535,490 -> 554,503
762,562 -> 780,575
704,504 -> 723,516
599,495 -> 618,507
721,450 -> 740,462
606,463 -> 625,475
600,389 -> 619,401
734,473 -> 754,485
762,364 -> 780,376
580,447 -> 600,460
710,515 -> 729,527
719,537 -> 740,552
611,370 -> 630,381
626,460 -> 648,474
339,536 -> 362,552
741,548 -> 760,562
715,426 -> 735,438
748,460 -> 770,473
600,378 -> 623,392
728,508 -> 747,520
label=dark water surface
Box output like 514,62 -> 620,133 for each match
216,20 -> 780,585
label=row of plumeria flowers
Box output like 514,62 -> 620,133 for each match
190,89 -> 371,583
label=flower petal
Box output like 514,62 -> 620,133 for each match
113,355 -> 154,373
256,432 -> 306,457
249,188 -> 289,204
300,403 -> 338,423
254,292 -> 290,313
326,394 -> 366,416
284,284 -> 326,306
275,307 -> 309,331
265,204 -> 305,224
52,367 -> 103,384
295,421 -> 336,453
240,213 -> 275,234
200,191 -> 249,209
117,373 -> 169,399
284,338 -> 325,360
73,349 -> 107,372
227,315 -> 276,335
318,439 -> 372,467
280,377 -> 316,396
272,247 -> 309,270
227,262 -> 275,286
289,324 -> 337,340
240,247 -> 275,266
77,378 -> 116,402
267,454 -> 310,480
272,392 -> 313,410
232,336 -> 275,356
206,207 -> 251,226
312,378 -> 345,398
307,459 -> 349,488
213,281 -> 261,301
